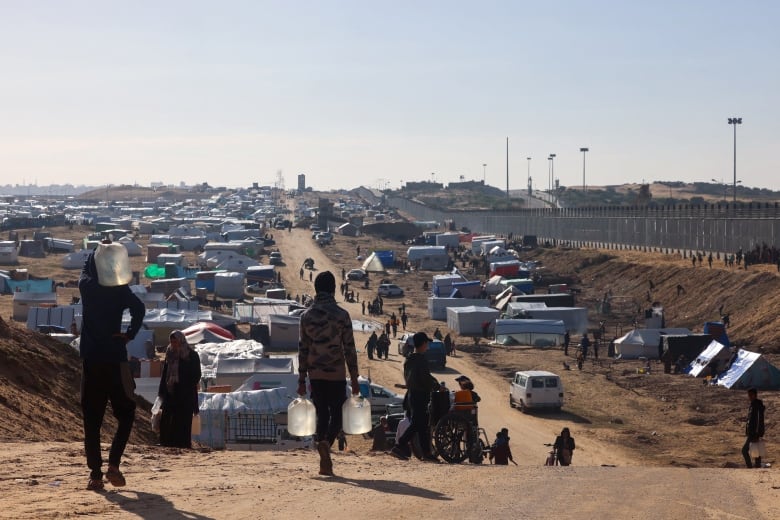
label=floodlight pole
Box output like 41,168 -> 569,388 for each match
580,147 -> 589,191
728,117 -> 742,204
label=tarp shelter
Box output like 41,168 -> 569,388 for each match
435,232 -> 460,248
505,305 -> 589,335
194,388 -> 290,449
427,297 -> 489,320
494,319 -> 566,348
26,305 -> 77,332
246,265 -> 276,284
234,298 -> 300,324
118,236 -> 143,256
446,306 -> 499,336
432,274 -> 463,297
511,293 -> 576,308
688,341 -> 731,377
451,281 -> 481,298
407,246 -> 449,271
13,292 -> 57,321
613,328 -> 691,359
6,277 -> 54,294
18,240 -> 45,258
485,275 -> 505,296
214,272 -> 245,299
373,250 -> 395,267
267,314 -> 301,351
717,349 -> 780,390
338,222 -> 359,236
489,260 -> 521,278
211,254 -> 259,273
183,322 -> 235,344
62,249 -> 91,269
661,334 -> 713,365
362,252 -> 386,273
0,241 -> 19,265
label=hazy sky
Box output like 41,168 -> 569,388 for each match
1,1 -> 778,192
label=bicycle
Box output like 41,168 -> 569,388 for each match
543,443 -> 558,466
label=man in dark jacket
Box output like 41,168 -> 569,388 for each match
391,332 -> 440,462
742,388 -> 766,468
79,246 -> 145,491
298,271 -> 360,476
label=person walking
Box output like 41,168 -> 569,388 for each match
298,271 -> 360,477
563,330 -> 571,356
489,428 -> 514,465
580,334 -> 590,360
366,331 -> 377,360
553,427 -> 576,466
157,330 -> 201,448
391,332 -> 440,462
79,243 -> 145,491
377,332 -> 391,360
401,312 -> 408,330
742,388 -> 766,468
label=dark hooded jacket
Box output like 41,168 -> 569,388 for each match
78,251 -> 145,363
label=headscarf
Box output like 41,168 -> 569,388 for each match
165,330 -> 192,393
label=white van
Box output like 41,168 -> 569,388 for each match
509,370 -> 563,412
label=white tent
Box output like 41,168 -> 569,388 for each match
0,241 -> 19,265
484,275 -> 505,296
427,297 -> 489,320
446,306 -> 499,336
504,305 -> 589,334
717,349 -> 780,390
118,236 -> 143,257
688,341 -> 731,377
494,318 -> 566,348
613,328 -> 691,359
361,252 -> 386,273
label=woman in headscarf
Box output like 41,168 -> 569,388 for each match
158,330 -> 201,448
553,427 -> 576,466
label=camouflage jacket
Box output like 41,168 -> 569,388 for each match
299,293 -> 359,382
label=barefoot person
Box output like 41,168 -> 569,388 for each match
78,243 -> 145,491
298,271 -> 360,476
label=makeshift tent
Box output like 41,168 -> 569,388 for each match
451,281 -> 481,298
183,322 -> 235,344
485,275 -> 505,296
18,240 -> 45,258
717,349 -> 780,390
407,246 -> 449,271
13,292 -> 57,321
361,252 -> 386,273
661,334 -> 713,365
489,260 -> 521,278
703,321 -> 730,347
0,241 -> 19,265
6,277 -> 54,294
613,328 -> 691,359
511,293 -> 576,308
214,272 -> 245,299
246,265 -> 276,284
338,222 -> 359,236
43,238 -> 74,253
373,250 -> 395,267
504,305 -> 588,335
435,232 -> 460,248
494,319 -> 566,348
195,388 -> 290,449
195,270 -> 226,292
26,305 -> 77,331
267,314 -> 301,351
432,274 -> 463,297
500,278 -> 534,294
688,341 -> 731,377
118,236 -> 143,256
427,297 -> 489,320
211,254 -> 259,272
446,306 -> 499,336
470,236 -> 496,254
62,249 -> 91,269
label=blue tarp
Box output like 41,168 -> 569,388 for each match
703,321 -> 729,347
7,279 -> 54,293
374,250 -> 395,267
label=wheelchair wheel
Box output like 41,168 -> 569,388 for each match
468,438 -> 486,464
433,413 -> 471,463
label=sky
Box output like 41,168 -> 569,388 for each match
1,1 -> 778,192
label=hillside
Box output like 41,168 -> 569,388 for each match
0,317 -> 156,443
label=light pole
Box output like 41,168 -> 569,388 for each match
526,157 -> 531,195
548,154 -> 556,200
728,117 -> 742,203
547,157 -> 552,196
483,163 -> 487,184
580,147 -> 589,191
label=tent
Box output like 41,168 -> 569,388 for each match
338,222 -> 359,236
267,314 -> 301,351
661,334 -> 713,365
0,241 -> 19,265
62,249 -> 91,269
407,246 -> 449,271
485,275 -> 505,296
13,292 -> 57,321
427,297 -> 489,320
18,240 -> 45,258
118,236 -> 143,256
613,328 -> 691,359
504,305 -> 589,335
494,318 -> 566,348
183,322 -> 235,344
361,252 -> 386,273
688,341 -> 731,377
446,306 -> 499,336
717,349 -> 780,390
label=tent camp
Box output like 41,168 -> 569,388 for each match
688,341 -> 731,377
717,349 -> 780,390
494,318 -> 566,348
613,328 -> 691,359
446,306 -> 499,336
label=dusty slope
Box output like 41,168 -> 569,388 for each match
0,316 -> 156,444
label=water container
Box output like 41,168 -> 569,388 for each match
94,243 -> 132,287
287,397 -> 316,437
342,395 -> 372,435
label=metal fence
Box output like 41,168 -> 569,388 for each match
388,196 -> 780,253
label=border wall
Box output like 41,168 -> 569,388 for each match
387,195 -> 780,254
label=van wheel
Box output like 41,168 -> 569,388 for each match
519,401 -> 528,414
509,395 -> 515,408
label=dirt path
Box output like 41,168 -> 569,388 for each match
271,224 -> 635,467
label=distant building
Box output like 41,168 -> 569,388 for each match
297,174 -> 306,192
